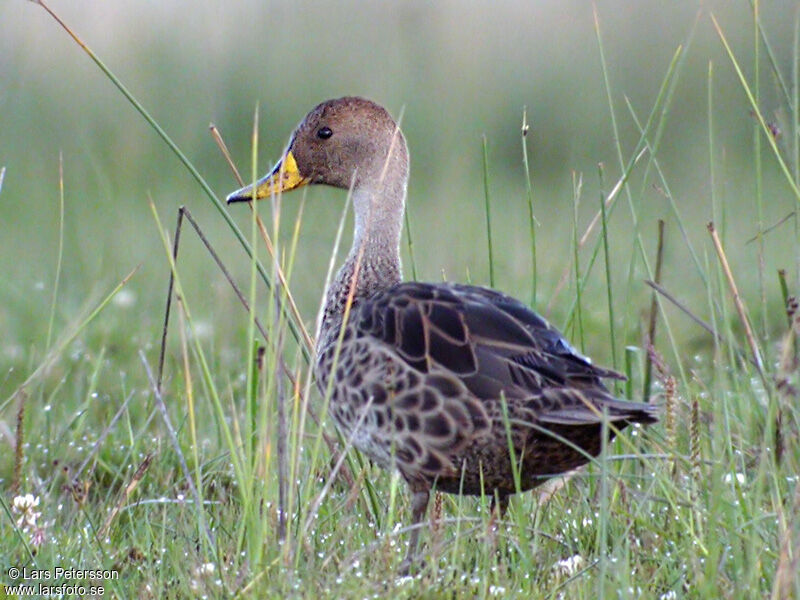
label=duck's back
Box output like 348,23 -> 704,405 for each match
315,282 -> 657,495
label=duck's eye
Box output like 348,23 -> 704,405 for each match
317,126 -> 333,140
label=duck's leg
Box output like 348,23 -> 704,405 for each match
400,488 -> 430,574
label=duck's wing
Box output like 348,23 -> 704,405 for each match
355,281 -> 657,426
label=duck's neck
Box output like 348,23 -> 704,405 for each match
319,176 -> 406,346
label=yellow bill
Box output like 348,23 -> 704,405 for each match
226,151 -> 310,203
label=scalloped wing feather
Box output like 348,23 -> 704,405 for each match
355,282 -> 626,404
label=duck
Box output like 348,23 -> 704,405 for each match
226,96 -> 658,569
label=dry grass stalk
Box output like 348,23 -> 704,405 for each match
690,397 -> 700,475
707,221 -> 764,375
643,219 -> 666,400
772,479 -> 800,600
689,395 -> 701,522
649,345 -> 678,475
98,453 -> 153,538
430,491 -> 444,561
11,390 -> 27,495
775,296 -> 799,465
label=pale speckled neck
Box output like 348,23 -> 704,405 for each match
351,180 -> 405,263
317,163 -> 408,352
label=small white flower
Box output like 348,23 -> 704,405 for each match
723,472 -> 746,485
13,494 -> 39,511
659,591 -> 678,600
12,494 -> 41,529
199,562 -> 215,576
553,554 -> 584,577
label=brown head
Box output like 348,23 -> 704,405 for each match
226,97 -> 409,203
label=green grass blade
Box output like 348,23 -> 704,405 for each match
482,135 -> 495,287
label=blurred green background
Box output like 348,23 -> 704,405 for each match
1,1 -> 798,392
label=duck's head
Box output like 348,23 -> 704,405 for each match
226,97 -> 409,203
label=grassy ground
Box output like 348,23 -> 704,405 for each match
2,2 -> 800,598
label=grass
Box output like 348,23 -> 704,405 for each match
2,3 -> 800,599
